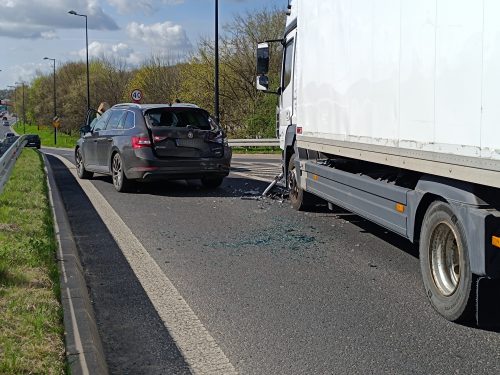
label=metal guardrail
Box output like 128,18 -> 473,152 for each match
228,138 -> 279,147
0,135 -> 27,195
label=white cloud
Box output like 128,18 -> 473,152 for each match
127,21 -> 192,57
0,0 -> 118,39
76,41 -> 142,65
108,0 -> 184,15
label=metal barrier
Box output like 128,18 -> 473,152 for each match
228,138 -> 279,147
0,135 -> 27,195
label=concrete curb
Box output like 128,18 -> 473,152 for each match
42,152 -> 109,375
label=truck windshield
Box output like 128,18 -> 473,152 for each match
146,108 -> 216,130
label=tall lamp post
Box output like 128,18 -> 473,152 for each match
68,10 -> 90,110
15,81 -> 26,134
214,0 -> 220,124
7,85 -> 16,116
44,57 -> 57,144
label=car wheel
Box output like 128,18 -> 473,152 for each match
288,152 -> 317,211
201,176 -> 224,189
75,148 -> 93,179
419,201 -> 476,322
112,153 -> 134,192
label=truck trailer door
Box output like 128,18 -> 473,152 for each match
279,33 -> 296,149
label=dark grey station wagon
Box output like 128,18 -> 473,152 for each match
75,103 -> 232,192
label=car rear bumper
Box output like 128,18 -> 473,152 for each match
124,147 -> 232,180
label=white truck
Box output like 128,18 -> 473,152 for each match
257,0 -> 500,323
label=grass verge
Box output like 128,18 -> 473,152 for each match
0,148 -> 65,374
14,123 -> 78,149
231,146 -> 281,154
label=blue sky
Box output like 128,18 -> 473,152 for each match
0,0 -> 285,89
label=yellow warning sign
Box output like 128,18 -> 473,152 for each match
53,116 -> 60,128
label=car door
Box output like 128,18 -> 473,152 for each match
279,32 -> 296,149
84,110 -> 112,170
96,109 -> 125,171
80,109 -> 98,167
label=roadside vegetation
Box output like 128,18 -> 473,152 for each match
0,149 -> 65,373
14,123 -> 78,149
7,8 -> 284,141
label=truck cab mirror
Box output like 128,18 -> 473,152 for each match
256,75 -> 269,91
257,42 -> 270,75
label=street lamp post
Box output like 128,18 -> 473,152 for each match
44,57 -> 57,144
7,85 -> 16,117
15,81 -> 26,133
214,0 -> 220,124
68,10 -> 90,110
7,85 -> 17,115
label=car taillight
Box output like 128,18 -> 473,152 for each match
132,136 -> 151,149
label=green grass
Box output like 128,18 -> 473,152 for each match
14,123 -> 78,149
0,149 -> 65,374
231,146 -> 281,154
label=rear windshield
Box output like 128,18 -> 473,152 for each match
145,108 -> 215,130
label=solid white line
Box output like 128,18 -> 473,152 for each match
230,170 -> 274,183
43,159 -> 89,375
48,153 -> 237,375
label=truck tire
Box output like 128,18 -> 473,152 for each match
419,201 -> 475,322
288,152 -> 317,211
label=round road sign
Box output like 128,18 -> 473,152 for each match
131,89 -> 143,103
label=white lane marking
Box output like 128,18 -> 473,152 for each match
47,153 -> 237,375
43,157 -> 90,375
231,161 -> 281,183
230,170 -> 274,183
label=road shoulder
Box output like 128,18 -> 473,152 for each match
43,153 -> 108,375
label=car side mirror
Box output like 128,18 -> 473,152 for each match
80,125 -> 91,135
257,42 -> 270,75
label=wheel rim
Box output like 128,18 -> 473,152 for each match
288,165 -> 299,201
429,221 -> 461,296
76,150 -> 83,174
112,154 -> 122,188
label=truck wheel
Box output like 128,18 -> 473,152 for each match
76,148 -> 93,179
419,201 -> 475,322
288,152 -> 317,211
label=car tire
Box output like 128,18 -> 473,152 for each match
112,153 -> 134,192
75,148 -> 93,179
288,152 -> 317,211
419,201 -> 476,322
201,176 -> 224,189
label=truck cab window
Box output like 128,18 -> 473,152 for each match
282,39 -> 295,90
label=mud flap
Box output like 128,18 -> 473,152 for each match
476,277 -> 500,328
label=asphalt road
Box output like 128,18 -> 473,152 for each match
44,148 -> 500,374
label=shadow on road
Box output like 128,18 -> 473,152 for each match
91,174 -> 272,199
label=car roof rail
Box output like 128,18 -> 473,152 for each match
113,103 -> 142,109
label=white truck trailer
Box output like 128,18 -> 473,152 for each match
257,0 -> 500,323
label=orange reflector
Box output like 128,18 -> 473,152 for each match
313,175 -> 319,181
395,203 -> 405,213
492,236 -> 500,249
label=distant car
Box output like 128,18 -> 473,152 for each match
2,120 -> 9,126
4,132 -> 16,145
75,103 -> 232,192
25,134 -> 41,149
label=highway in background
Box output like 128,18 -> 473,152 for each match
43,148 -> 500,374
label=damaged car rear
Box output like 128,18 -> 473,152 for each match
75,103 -> 232,192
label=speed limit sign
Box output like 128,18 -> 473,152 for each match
131,89 -> 143,103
